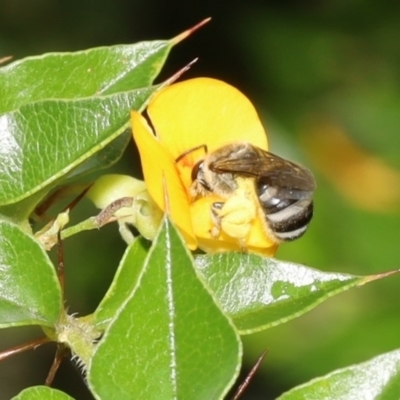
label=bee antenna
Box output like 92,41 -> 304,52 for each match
175,144 -> 208,163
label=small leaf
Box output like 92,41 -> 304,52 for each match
0,41 -> 172,113
0,220 -> 62,328
88,218 -> 242,400
277,348 -> 400,399
195,253 -> 365,334
12,386 -> 75,400
0,87 -> 154,209
93,237 -> 151,329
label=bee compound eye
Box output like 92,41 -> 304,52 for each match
192,160 -> 214,192
191,161 -> 203,182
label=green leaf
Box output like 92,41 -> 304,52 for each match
277,348 -> 400,399
0,38 -> 176,218
12,386 -> 75,400
93,236 -> 151,329
0,41 -> 172,113
62,130 -> 132,183
0,87 -> 154,211
0,220 -> 62,328
195,253 -> 365,334
88,218 -> 241,400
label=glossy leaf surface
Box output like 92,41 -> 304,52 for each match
0,42 -> 170,113
196,253 -> 365,334
0,87 -> 154,208
88,219 -> 241,400
0,220 -> 62,328
0,39 -> 174,217
93,237 -> 151,329
278,348 -> 400,399
12,386 -> 75,400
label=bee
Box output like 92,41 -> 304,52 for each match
183,142 -> 316,243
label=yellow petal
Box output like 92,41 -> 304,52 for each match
190,196 -> 277,256
131,111 -> 197,249
132,78 -> 278,256
148,77 -> 268,158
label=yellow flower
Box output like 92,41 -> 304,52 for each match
131,78 -> 278,256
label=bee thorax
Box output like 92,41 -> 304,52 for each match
191,160 -> 237,198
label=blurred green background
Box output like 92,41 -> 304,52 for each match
1,1 -> 400,399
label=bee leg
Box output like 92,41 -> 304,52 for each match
210,202 -> 224,237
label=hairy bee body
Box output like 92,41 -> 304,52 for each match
189,143 -> 316,243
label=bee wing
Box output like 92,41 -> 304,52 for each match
210,145 -> 316,192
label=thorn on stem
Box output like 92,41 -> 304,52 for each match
0,337 -> 51,362
172,17 -> 211,44
162,58 -> 198,88
0,55 -> 13,64
232,350 -> 268,400
45,344 -> 68,386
